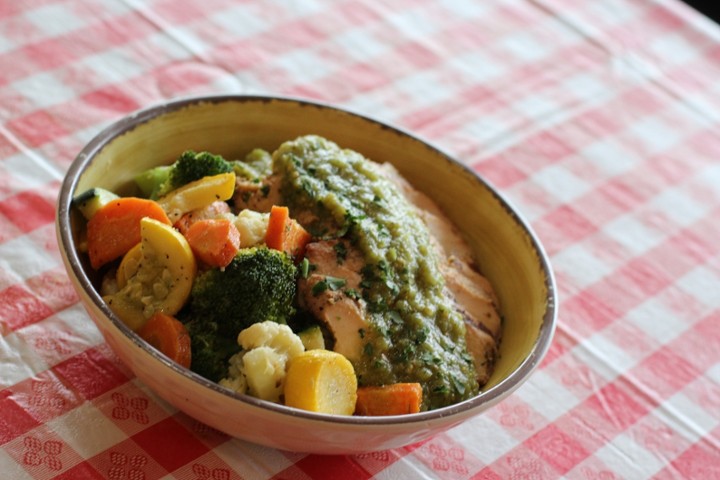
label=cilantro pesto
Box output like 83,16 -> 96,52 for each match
274,135 -> 479,409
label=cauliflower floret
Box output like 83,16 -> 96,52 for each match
239,321 -> 305,358
219,352 -> 247,393
220,321 -> 304,403
234,209 -> 269,248
242,347 -> 286,402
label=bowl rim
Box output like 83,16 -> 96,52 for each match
56,93 -> 558,426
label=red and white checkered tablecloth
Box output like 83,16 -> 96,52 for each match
1,0 -> 719,478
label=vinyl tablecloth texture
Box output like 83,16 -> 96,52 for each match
1,0 -> 719,479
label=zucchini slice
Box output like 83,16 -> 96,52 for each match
72,188 -> 120,220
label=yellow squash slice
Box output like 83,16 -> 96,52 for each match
284,349 -> 357,415
157,172 -> 236,223
116,242 -> 142,289
104,217 -> 197,331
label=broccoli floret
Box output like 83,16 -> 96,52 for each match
169,150 -> 233,189
180,247 -> 298,382
184,319 -> 239,382
189,247 -> 298,339
134,165 -> 171,199
135,150 -> 233,199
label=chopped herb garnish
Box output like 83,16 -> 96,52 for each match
451,375 -> 467,395
415,327 -> 428,344
387,310 -> 403,325
300,258 -> 311,278
311,276 -> 347,296
333,242 -> 347,263
344,288 -> 360,300
398,344 -> 415,362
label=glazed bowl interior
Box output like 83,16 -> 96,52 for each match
57,95 -> 556,453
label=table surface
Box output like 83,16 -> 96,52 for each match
1,0 -> 719,478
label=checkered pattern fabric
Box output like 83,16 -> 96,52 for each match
1,0 -> 719,478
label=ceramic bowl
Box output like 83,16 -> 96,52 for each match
56,95 -> 557,454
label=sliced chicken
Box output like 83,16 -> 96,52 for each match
442,257 -> 501,384
376,163 -> 475,265
234,174 -> 326,232
442,256 -> 501,339
294,163 -> 502,386
296,239 -> 368,362
378,162 -> 502,385
233,174 -> 282,213
464,321 -> 498,386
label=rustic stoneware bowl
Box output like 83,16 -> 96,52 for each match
56,95 -> 557,454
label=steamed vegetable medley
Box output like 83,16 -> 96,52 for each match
75,135 -> 502,415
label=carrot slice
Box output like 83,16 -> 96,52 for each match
137,312 -> 192,368
184,218 -> 240,268
355,383 -> 423,416
265,205 -> 311,260
86,197 -> 171,269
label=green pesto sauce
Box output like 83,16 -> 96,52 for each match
273,135 -> 479,410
